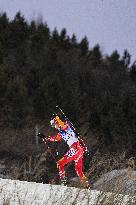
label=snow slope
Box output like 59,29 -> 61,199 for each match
94,169 -> 136,195
0,178 -> 136,205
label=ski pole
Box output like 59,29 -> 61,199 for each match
38,133 -> 56,160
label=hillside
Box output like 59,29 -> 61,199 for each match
0,11 -> 136,198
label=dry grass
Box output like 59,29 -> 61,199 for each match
8,151 -> 48,183
86,150 -> 127,181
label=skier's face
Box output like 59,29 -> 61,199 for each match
54,122 -> 59,129
50,118 -> 59,129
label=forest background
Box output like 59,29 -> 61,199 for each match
0,12 -> 136,184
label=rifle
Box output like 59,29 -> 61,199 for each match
55,105 -> 88,152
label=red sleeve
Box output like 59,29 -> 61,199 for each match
47,133 -> 61,142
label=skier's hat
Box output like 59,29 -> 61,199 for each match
50,113 -> 64,128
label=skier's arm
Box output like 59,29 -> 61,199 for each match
47,133 -> 61,142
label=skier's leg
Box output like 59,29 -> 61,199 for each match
74,147 -> 89,188
74,149 -> 84,179
57,157 -> 66,180
57,145 -> 78,181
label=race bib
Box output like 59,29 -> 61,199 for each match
67,148 -> 75,157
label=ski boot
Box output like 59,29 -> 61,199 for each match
80,175 -> 90,190
60,177 -> 67,186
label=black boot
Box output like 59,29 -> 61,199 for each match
60,177 -> 67,186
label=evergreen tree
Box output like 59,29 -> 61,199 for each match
0,11 -> 136,153
122,49 -> 131,68
79,36 -> 89,55
130,61 -> 136,82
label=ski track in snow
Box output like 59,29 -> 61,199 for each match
0,178 -> 136,205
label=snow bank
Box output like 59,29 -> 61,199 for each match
0,178 -> 136,205
94,169 -> 136,195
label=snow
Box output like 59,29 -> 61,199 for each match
0,178 -> 136,205
94,169 -> 136,195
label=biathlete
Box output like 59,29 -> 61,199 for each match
45,115 -> 89,187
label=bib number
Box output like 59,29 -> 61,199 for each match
67,148 -> 75,158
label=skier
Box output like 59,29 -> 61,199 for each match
45,115 -> 89,187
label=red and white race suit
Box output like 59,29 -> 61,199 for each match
47,124 -> 85,180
